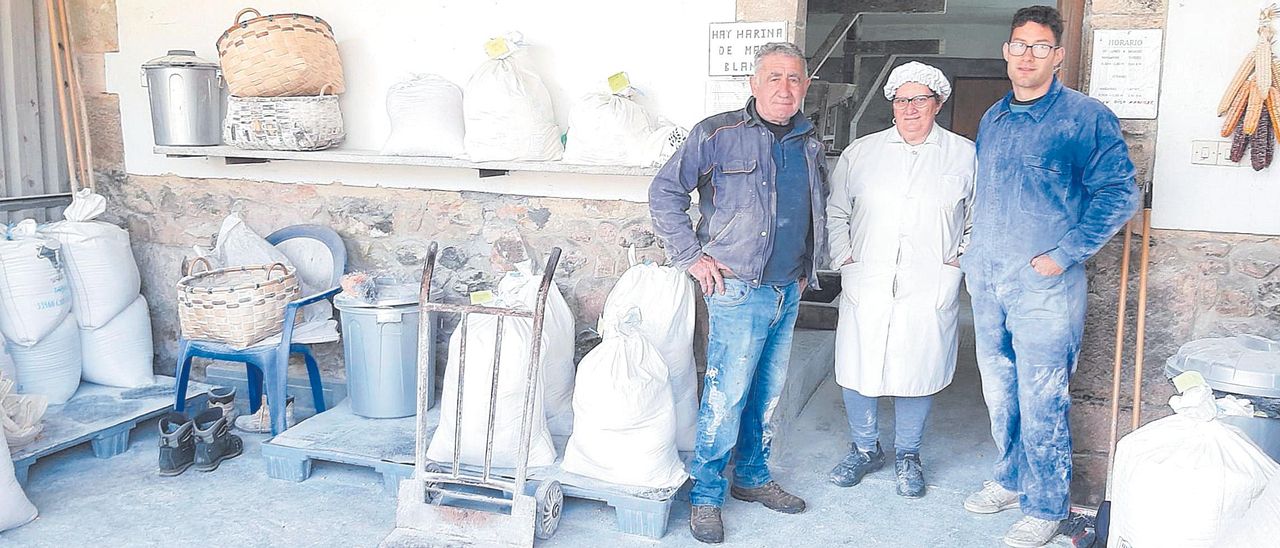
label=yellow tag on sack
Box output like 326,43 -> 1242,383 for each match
484,38 -> 510,59
469,290 -> 495,305
1172,371 -> 1208,393
608,72 -> 631,94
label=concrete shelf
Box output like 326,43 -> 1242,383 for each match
153,145 -> 660,178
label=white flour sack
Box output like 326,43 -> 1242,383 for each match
427,311 -> 557,469
562,91 -> 655,166
562,309 -> 686,489
463,36 -> 562,162
10,313 -> 82,404
381,74 -> 466,157
600,256 -> 698,451
494,271 -> 576,436
0,225 -> 71,347
79,295 -> 155,388
1,428 -> 38,533
40,189 -> 142,329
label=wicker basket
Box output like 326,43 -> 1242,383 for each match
217,7 -> 345,97
177,258 -> 300,348
223,88 -> 345,151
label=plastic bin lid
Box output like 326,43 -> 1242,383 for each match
142,50 -> 218,69
1164,334 -> 1280,398
334,279 -> 419,309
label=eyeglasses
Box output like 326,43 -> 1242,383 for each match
1005,41 -> 1060,59
890,94 -> 936,109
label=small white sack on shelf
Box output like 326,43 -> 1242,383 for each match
427,310 -> 557,469
563,89 -> 655,166
1108,382 -> 1280,548
1,428 -> 38,533
382,74 -> 466,157
562,308 -> 687,489
494,268 -> 576,436
0,222 -> 71,347
9,313 -> 81,404
39,188 -> 141,329
80,295 -> 154,388
463,34 -> 563,162
600,248 -> 698,451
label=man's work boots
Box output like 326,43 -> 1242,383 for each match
206,386 -> 238,424
192,407 -> 244,472
729,481 -> 806,514
158,412 -> 195,477
829,441 -> 886,487
689,504 -> 724,544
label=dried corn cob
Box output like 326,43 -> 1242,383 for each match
1245,82 -> 1265,135
1219,56 -> 1256,115
1250,109 -> 1273,170
1223,83 -> 1252,137
1269,86 -> 1280,136
1257,30 -> 1274,94
1230,119 -> 1250,163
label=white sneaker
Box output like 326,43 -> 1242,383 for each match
964,480 -> 1021,514
234,396 -> 295,433
1002,515 -> 1061,548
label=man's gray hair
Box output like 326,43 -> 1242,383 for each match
753,42 -> 808,77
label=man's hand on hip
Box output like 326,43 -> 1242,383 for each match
1031,254 -> 1064,276
689,255 -> 735,295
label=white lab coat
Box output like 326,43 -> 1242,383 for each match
826,125 -> 975,397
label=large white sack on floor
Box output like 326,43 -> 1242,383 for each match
40,189 -> 142,329
562,309 -> 686,489
0,334 -> 14,382
0,225 -> 71,346
10,313 -> 81,404
463,41 -> 562,162
1218,473 -> 1280,545
427,312 -> 557,468
600,254 -> 697,451
1,428 -> 38,533
382,74 -> 465,157
495,270 -> 576,436
1109,385 -> 1280,548
80,295 -> 154,388
563,91 -> 654,166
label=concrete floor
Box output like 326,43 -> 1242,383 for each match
5,304 -> 1072,547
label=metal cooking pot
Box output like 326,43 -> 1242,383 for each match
141,50 -> 223,146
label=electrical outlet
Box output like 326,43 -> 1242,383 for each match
1191,140 -> 1218,165
1215,141 -> 1244,167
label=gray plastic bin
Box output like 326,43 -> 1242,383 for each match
1166,334 -> 1280,462
335,285 -> 434,418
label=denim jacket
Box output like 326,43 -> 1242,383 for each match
964,78 -> 1140,275
649,99 -> 829,289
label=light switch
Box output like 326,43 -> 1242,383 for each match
1191,140 -> 1218,165
1215,141 -> 1244,167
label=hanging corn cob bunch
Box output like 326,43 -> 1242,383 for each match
1218,4 -> 1278,171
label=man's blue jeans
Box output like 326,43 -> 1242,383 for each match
688,279 -> 800,507
966,261 -> 1086,521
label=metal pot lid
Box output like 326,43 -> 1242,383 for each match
142,49 -> 218,69
1165,334 -> 1280,398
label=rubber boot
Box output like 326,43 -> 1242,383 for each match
158,412 -> 195,477
207,386 -> 238,424
193,407 -> 243,472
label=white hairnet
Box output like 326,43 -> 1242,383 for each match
882,61 -> 952,103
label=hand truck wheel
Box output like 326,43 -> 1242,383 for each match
534,480 -> 563,540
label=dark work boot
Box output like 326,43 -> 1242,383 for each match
829,441 -> 886,487
158,412 -> 195,477
193,407 -> 244,472
895,452 -> 926,498
689,504 -> 724,544
729,481 -> 806,514
206,386 -> 238,424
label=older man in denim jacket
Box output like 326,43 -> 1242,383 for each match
959,6 -> 1141,548
649,42 -> 827,544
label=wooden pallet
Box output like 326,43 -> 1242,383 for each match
10,376 -> 213,486
263,400 -> 679,538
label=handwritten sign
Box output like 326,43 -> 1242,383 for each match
708,22 -> 788,76
1087,29 -> 1163,119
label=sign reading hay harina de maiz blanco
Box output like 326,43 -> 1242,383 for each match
1087,29 -> 1164,119
708,21 -> 789,76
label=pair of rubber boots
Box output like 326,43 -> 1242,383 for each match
159,387 -> 243,476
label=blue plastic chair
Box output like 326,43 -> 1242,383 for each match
173,225 -> 347,436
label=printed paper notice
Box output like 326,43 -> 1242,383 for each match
706,78 -> 752,115
709,22 -> 788,76
1088,29 -> 1163,119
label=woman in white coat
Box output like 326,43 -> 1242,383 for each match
825,61 -> 975,498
